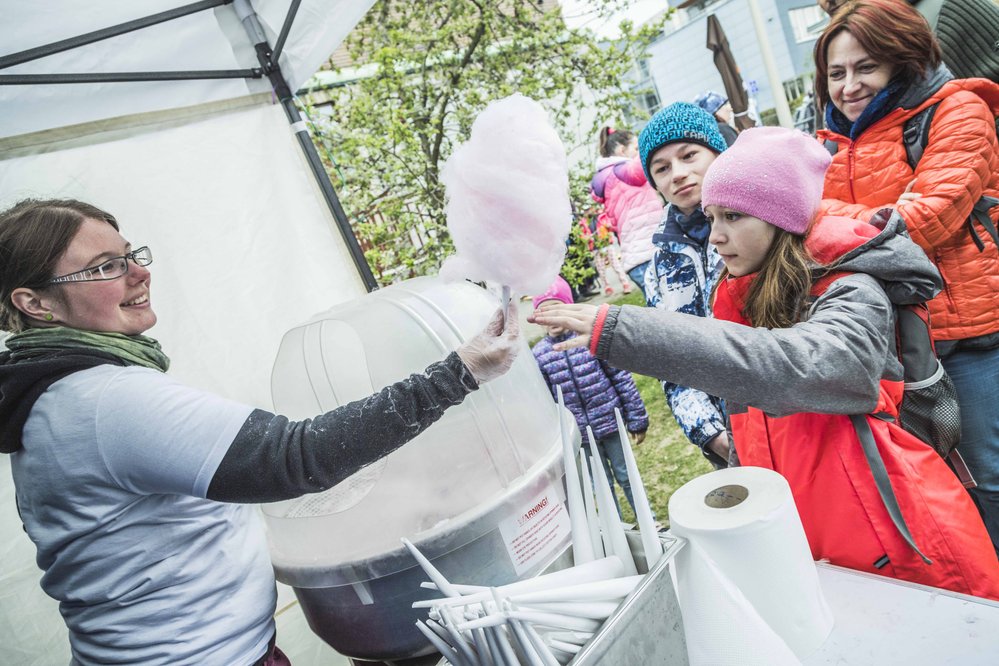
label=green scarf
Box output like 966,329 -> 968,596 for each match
4,327 -> 170,372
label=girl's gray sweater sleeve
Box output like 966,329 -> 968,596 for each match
207,352 -> 478,503
594,274 -> 891,417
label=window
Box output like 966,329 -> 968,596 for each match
788,5 -> 827,43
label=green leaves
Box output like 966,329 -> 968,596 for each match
303,0 -> 668,286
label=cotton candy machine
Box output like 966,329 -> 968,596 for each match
263,276 -> 574,662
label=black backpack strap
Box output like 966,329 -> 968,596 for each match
902,103 -> 940,170
849,414 -> 933,564
968,195 -> 999,252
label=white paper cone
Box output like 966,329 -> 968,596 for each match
614,408 -> 662,569
668,467 -> 834,663
510,575 -> 640,604
578,446 -> 605,558
588,447 -> 639,577
426,556 -> 626,610
557,386 -> 594,564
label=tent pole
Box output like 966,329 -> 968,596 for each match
0,0 -> 231,71
0,70 -> 261,85
233,0 -> 379,292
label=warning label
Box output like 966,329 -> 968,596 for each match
497,484 -> 571,575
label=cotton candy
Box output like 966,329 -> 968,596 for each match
439,94 -> 571,295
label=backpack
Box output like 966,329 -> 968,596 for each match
825,105 -> 999,252
901,103 -> 999,252
810,270 -> 971,564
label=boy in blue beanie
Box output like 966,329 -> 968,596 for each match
637,102 -> 731,468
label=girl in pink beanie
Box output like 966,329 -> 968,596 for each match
531,126 -> 999,600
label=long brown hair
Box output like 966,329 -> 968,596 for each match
0,199 -> 119,333
712,230 -> 814,329
813,0 -> 941,110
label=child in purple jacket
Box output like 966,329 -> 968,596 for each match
531,276 -> 649,516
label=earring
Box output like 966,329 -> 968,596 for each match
44,313 -> 54,321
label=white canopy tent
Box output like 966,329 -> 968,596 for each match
1,1 -> 379,662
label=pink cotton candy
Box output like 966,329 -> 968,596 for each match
440,94 -> 571,295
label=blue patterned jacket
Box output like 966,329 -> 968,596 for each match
532,333 -> 648,440
644,204 -> 727,460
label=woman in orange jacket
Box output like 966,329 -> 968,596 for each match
816,0 -> 999,552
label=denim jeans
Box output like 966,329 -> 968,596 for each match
583,431 -> 636,518
626,261 -> 650,298
940,344 -> 999,551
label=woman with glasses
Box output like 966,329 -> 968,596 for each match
0,198 -> 520,666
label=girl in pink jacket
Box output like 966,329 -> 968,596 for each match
590,127 -> 666,296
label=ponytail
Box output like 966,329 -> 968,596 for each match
598,127 -> 636,157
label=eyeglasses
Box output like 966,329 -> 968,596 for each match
46,246 -> 153,285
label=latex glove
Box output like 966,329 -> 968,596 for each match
629,430 -> 646,446
456,300 -> 520,385
528,302 -> 599,351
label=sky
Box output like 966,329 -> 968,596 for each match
560,0 -> 668,38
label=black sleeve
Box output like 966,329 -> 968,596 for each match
207,352 -> 478,503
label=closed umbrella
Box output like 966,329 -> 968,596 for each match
706,14 -> 755,131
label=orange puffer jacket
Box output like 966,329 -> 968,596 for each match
819,73 -> 999,342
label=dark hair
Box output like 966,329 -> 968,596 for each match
0,199 -> 119,332
813,0 -> 941,110
598,127 -> 636,158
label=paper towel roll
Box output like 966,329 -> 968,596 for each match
668,467 -> 834,665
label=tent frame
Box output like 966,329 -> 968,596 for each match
0,0 -> 379,291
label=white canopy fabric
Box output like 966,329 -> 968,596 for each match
1,0 -> 373,139
1,2 -> 376,663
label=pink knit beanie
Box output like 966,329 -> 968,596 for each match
700,127 -> 832,235
532,276 -> 574,309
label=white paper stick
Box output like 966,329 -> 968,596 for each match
402,538 -> 461,597
519,600 -> 620,620
426,619 -> 470,666
488,589 -> 521,666
544,631 -> 594,646
546,638 -> 582,655
420,581 -> 486,594
417,556 -> 626,609
614,407 -> 663,569
587,442 -> 638,577
438,606 -> 479,666
522,621 -> 564,666
501,285 -> 511,315
556,385 -> 594,565
471,627 -> 493,666
506,613 -> 548,666
585,426 -> 615,557
416,620 -> 463,665
506,609 -> 602,633
578,445 -> 605,559
509,575 -> 641,604
481,619 -> 507,666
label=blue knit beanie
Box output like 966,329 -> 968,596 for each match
638,102 -> 728,186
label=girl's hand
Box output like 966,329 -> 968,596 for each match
896,179 -> 921,206
629,430 -> 647,446
528,302 -> 599,351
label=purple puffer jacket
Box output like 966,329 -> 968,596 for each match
532,332 -> 649,440
590,156 -> 664,272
